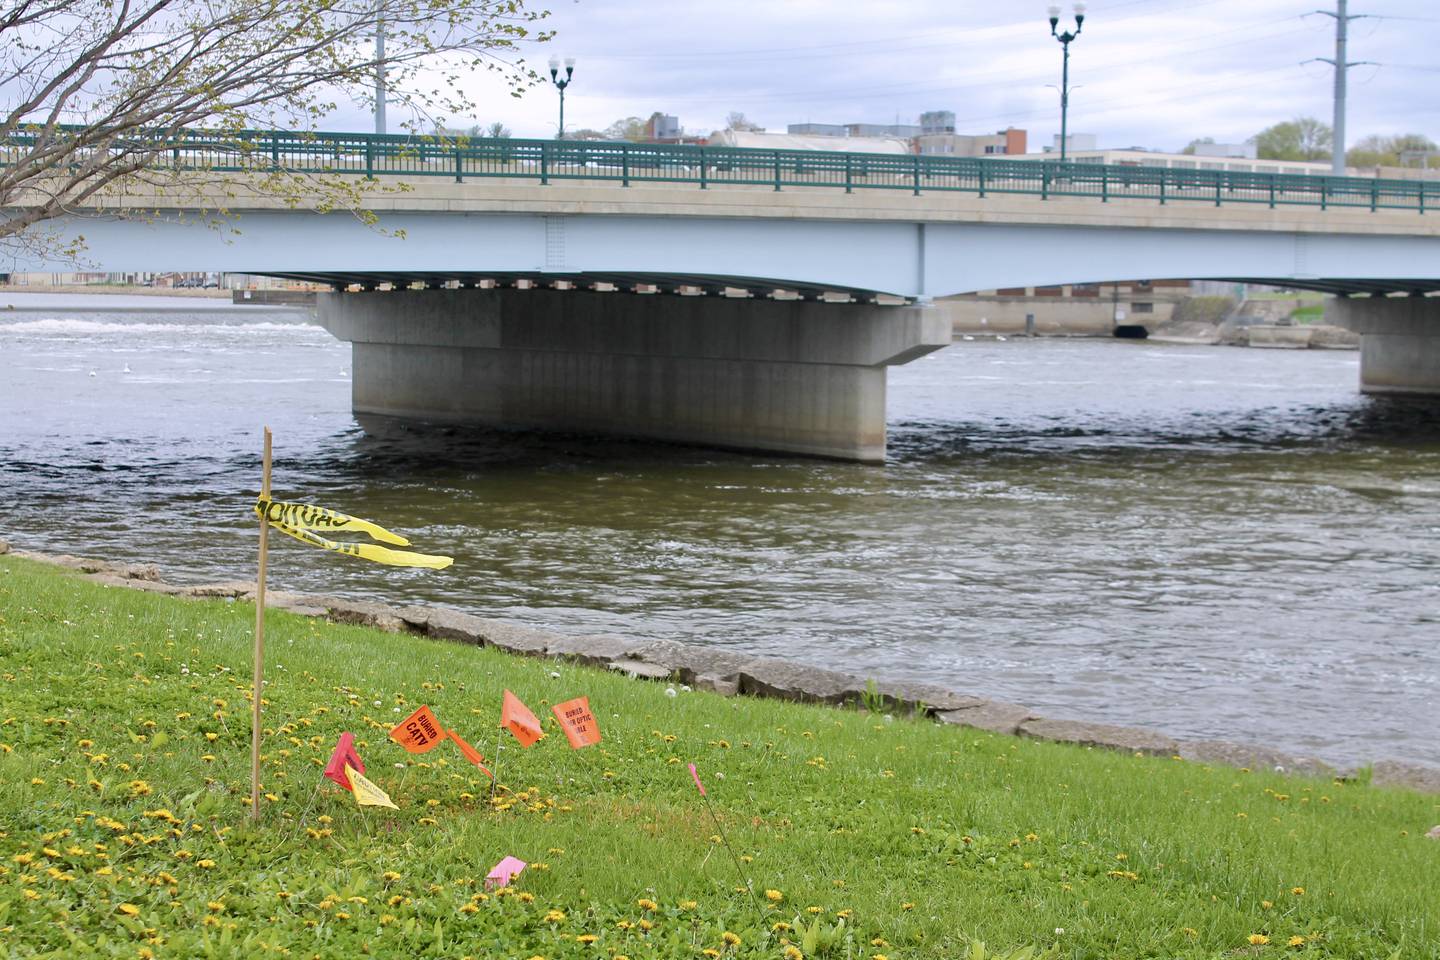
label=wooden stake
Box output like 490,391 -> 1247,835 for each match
251,426 -> 272,823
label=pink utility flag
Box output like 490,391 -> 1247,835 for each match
485,855 -> 527,889
322,732 -> 365,791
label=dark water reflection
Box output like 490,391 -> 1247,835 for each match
1,303 -> 1436,766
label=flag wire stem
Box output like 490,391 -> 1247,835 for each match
701,792 -> 759,913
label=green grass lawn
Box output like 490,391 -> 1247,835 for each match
0,555 -> 1436,959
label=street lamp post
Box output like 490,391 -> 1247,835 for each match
548,56 -> 575,140
1047,3 -> 1085,164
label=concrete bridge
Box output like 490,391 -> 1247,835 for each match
10,132 -> 1440,460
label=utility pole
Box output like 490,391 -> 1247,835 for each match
1314,0 -> 1368,176
374,9 -> 387,136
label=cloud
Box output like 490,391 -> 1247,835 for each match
339,0 -> 1439,151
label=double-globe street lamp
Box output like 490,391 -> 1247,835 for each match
548,56 -> 576,139
1047,3 -> 1085,164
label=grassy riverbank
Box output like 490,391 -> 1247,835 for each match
0,555 -> 1435,959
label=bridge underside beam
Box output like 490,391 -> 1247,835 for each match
1329,295 -> 1440,396
273,270 -> 898,302
318,287 -> 950,462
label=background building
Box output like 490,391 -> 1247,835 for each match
920,110 -> 956,136
1191,141 -> 1256,159
917,127 -> 1027,157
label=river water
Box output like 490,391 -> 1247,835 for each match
1,295 -> 1436,768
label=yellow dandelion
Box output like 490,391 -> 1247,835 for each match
703,951 -> 721,959
118,903 -> 141,915
516,891 -> 536,903
197,859 -> 216,869
1249,934 -> 1271,946
783,948 -> 804,960
544,909 -> 566,922
901,902 -> 916,911
636,898 -> 658,911
1288,936 -> 1306,947
722,931 -> 741,946
765,889 -> 784,903
576,934 -> 597,944
1291,887 -> 1305,896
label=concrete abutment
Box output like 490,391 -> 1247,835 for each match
318,288 -> 950,462
1331,296 -> 1440,396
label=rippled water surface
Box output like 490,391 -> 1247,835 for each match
2,296 -> 1437,767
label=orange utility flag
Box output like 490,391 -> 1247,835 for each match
390,705 -> 448,754
500,690 -> 543,748
345,763 -> 398,809
447,728 -> 495,780
551,696 -> 601,749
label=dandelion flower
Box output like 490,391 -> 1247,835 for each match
636,898 -> 658,911
118,904 -> 141,916
722,931 -> 741,946
765,889 -> 784,903
1248,934 -> 1271,946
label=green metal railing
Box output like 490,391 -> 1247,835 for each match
5,126 -> 1433,214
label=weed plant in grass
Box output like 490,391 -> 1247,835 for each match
0,556 -> 1436,959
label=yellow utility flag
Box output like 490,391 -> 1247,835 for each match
253,498 -> 452,570
344,763 -> 398,809
256,497 -> 412,545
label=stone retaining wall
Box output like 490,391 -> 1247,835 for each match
2,537 -> 1435,794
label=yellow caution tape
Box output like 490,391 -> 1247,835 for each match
255,497 -> 410,545
254,498 -> 453,570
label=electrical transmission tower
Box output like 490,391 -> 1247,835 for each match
1313,1 -> 1373,176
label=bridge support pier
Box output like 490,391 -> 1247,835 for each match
318,288 -> 950,462
1331,296 -> 1440,396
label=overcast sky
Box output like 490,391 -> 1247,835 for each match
355,0 -> 1439,151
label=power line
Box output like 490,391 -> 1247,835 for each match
580,0 -> 1232,63
615,20 -> 1315,107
